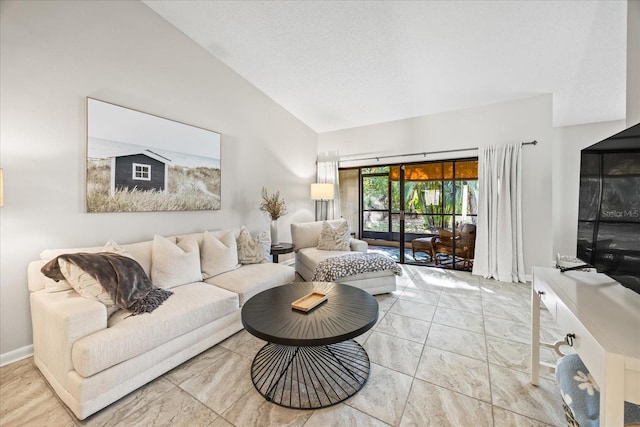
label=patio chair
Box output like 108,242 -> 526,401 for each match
432,223 -> 476,269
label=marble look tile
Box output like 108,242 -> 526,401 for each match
489,364 -> 565,426
406,269 -> 448,293
437,293 -> 483,314
0,357 -> 33,384
540,322 -> 565,345
479,279 -> 531,296
415,347 -> 491,402
164,345 -> 229,385
426,323 -> 487,361
400,379 -> 493,427
171,349 -> 254,414
388,299 -> 436,322
438,278 -> 482,297
230,335 -> 269,360
432,306 -> 484,333
375,292 -> 399,311
492,407 -> 556,427
345,363 -> 413,426
374,312 -> 430,344
486,336 -> 559,380
80,377 -> 175,426
304,403 -> 388,427
355,309 -> 388,345
484,315 -> 530,344
116,386 -> 216,426
209,416 -> 235,427
0,359 -> 75,427
354,327 -> 374,345
363,331 -> 424,376
399,288 -> 440,306
483,299 -> 530,323
219,329 -> 256,352
221,389 -> 312,427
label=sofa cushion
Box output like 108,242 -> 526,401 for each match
296,247 -> 354,273
151,235 -> 202,289
205,263 -> 295,306
291,219 -> 351,250
71,282 -> 239,378
237,226 -> 270,264
317,220 -> 351,251
199,230 -> 240,279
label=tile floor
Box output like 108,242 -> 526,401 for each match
0,265 -> 567,426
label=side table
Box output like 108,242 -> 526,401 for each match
270,243 -> 295,263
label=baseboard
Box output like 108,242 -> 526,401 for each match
0,345 -> 33,367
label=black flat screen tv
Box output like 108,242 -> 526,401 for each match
576,122 -> 640,294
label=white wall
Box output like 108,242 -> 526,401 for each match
318,95 -> 554,275
0,0 -> 317,358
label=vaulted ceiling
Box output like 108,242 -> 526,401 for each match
142,0 -> 628,133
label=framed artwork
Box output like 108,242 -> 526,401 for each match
86,98 -> 221,212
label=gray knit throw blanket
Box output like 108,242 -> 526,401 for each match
41,252 -> 172,315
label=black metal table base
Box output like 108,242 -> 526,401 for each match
250,339 -> 371,409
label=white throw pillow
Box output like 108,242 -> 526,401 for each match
151,235 -> 202,289
41,241 -> 133,293
58,258 -> 119,316
317,219 -> 351,251
237,226 -> 271,264
199,230 -> 240,279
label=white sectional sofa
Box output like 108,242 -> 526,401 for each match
27,229 -> 295,420
291,219 -> 397,295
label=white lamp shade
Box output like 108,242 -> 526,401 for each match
310,183 -> 334,200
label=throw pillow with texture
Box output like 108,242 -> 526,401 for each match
42,241 -> 133,293
57,257 -> 119,316
151,235 -> 202,289
199,230 -> 240,279
237,226 -> 271,264
317,219 -> 351,251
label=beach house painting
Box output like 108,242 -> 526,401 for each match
86,98 -> 221,213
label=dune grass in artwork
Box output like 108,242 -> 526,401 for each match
87,159 -> 221,212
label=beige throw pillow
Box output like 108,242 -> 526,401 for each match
58,258 -> 119,316
317,220 -> 351,251
237,226 -> 271,264
151,235 -> 202,289
200,230 -> 240,279
42,241 -> 133,293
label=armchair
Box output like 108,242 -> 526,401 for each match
432,223 -> 476,269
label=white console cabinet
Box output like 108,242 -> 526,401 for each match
531,267 -> 640,426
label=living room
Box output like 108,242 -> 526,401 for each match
1,1 -> 639,426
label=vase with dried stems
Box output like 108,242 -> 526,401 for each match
259,187 -> 287,245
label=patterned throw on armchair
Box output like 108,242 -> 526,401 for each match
432,223 -> 476,269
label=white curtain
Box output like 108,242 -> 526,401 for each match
472,143 -> 526,283
316,158 -> 340,220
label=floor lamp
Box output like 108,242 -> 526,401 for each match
311,183 -> 334,221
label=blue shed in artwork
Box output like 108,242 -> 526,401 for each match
110,150 -> 171,194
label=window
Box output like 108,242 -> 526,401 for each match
132,163 -> 151,181
349,158 -> 478,240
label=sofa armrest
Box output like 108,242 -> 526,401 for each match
350,238 -> 368,253
30,290 -> 107,388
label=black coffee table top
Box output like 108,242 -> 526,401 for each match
241,282 -> 379,347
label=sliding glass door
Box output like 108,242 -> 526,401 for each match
343,159 -> 478,269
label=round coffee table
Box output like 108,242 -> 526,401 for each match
241,282 -> 378,409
